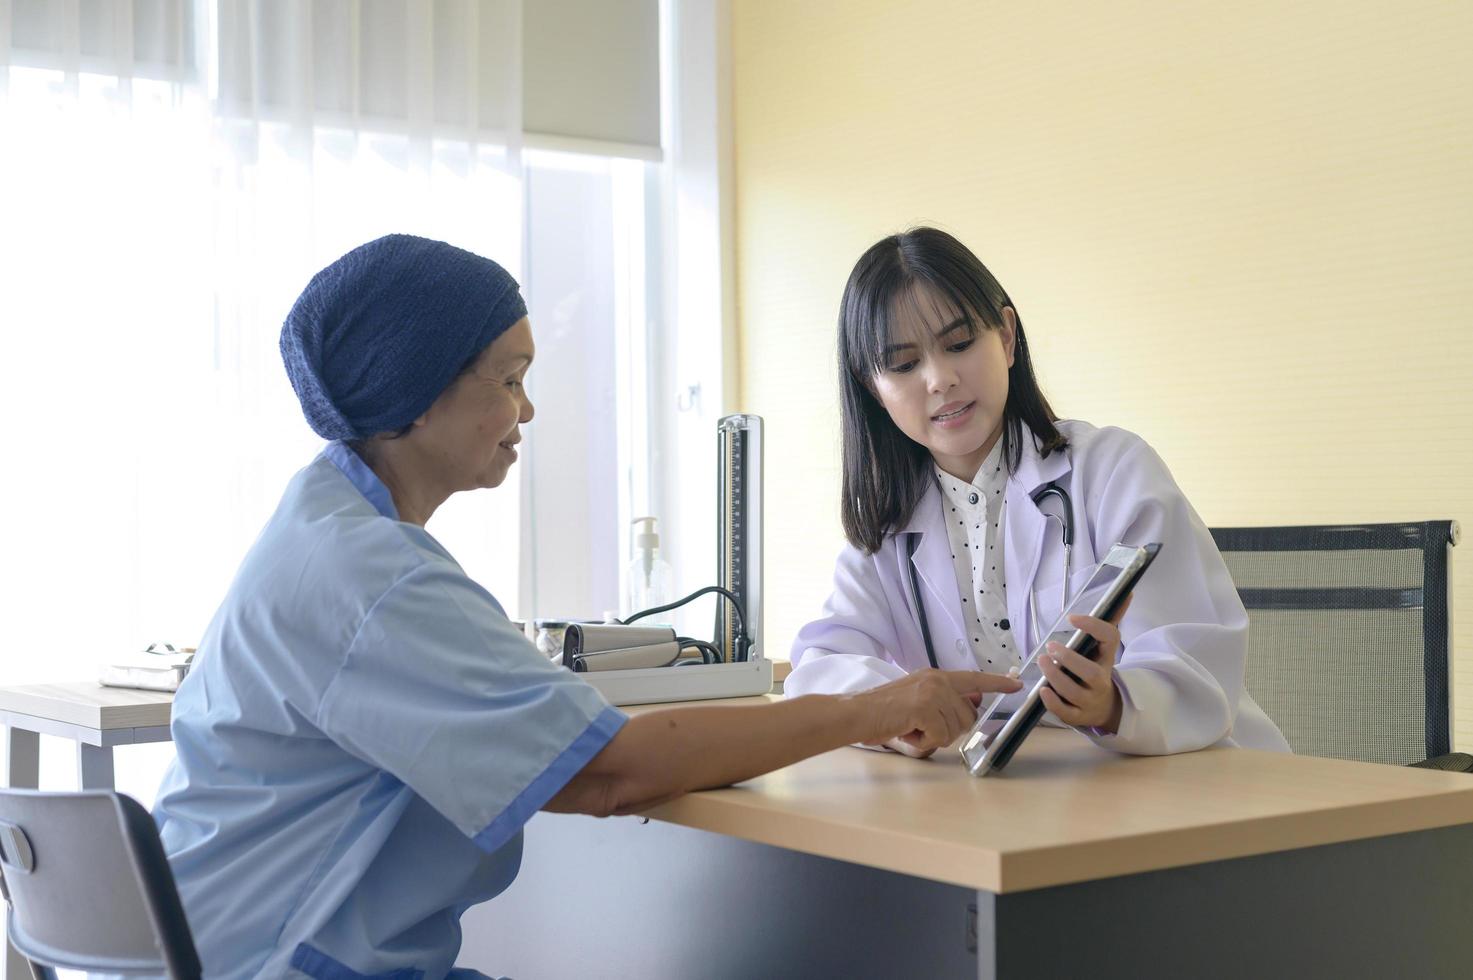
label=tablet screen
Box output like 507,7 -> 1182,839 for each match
960,543 -> 1158,775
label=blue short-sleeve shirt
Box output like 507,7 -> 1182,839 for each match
151,443 -> 626,979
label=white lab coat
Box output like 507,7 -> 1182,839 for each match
788,420 -> 1289,755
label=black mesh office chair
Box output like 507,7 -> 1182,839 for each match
1210,521 -> 1461,767
0,789 -> 201,979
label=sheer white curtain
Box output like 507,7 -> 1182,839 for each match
0,1 -> 527,698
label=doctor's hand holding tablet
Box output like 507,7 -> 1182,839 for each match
1037,597 -> 1133,731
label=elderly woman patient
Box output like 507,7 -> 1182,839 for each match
150,234 -> 1023,979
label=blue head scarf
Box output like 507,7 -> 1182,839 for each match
280,234 -> 528,441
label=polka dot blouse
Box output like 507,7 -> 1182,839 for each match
935,439 -> 1020,673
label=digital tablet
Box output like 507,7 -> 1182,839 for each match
960,542 -> 1161,777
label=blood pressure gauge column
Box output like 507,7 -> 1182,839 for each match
717,414 -> 762,663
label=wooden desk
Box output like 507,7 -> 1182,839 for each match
462,700 -> 1473,979
7,686 -> 1471,977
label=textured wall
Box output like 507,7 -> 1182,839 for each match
732,0 -> 1473,744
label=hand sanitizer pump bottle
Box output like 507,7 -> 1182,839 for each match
626,517 -> 674,617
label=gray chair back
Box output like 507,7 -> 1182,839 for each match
0,789 -> 200,979
1210,521 -> 1458,765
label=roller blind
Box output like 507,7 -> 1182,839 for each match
5,0 -> 662,156
524,0 -> 661,154
6,0 -> 198,81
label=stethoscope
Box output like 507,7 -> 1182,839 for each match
908,481 -> 1074,669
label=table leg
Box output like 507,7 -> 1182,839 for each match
77,742 -> 116,791
4,727 -> 40,980
4,728 -> 38,790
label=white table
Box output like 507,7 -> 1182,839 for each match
0,681 -> 172,790
0,681 -> 174,978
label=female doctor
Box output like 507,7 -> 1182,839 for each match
787,227 -> 1288,758
152,235 -> 1022,980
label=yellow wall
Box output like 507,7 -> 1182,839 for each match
732,1 -> 1473,745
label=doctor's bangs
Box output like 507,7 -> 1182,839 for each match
843,244 -> 1009,380
878,283 -> 983,370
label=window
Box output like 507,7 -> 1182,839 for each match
0,71 -> 658,802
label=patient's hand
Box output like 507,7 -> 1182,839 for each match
882,735 -> 937,759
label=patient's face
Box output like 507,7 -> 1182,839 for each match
416,318 -> 536,492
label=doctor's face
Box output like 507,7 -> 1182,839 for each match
871,286 -> 1015,482
421,318 -> 536,491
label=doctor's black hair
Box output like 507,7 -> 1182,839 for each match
838,227 -> 1067,554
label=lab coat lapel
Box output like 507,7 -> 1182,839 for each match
897,484 -> 965,643
1004,429 -> 1073,651
1004,484 -> 1048,652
